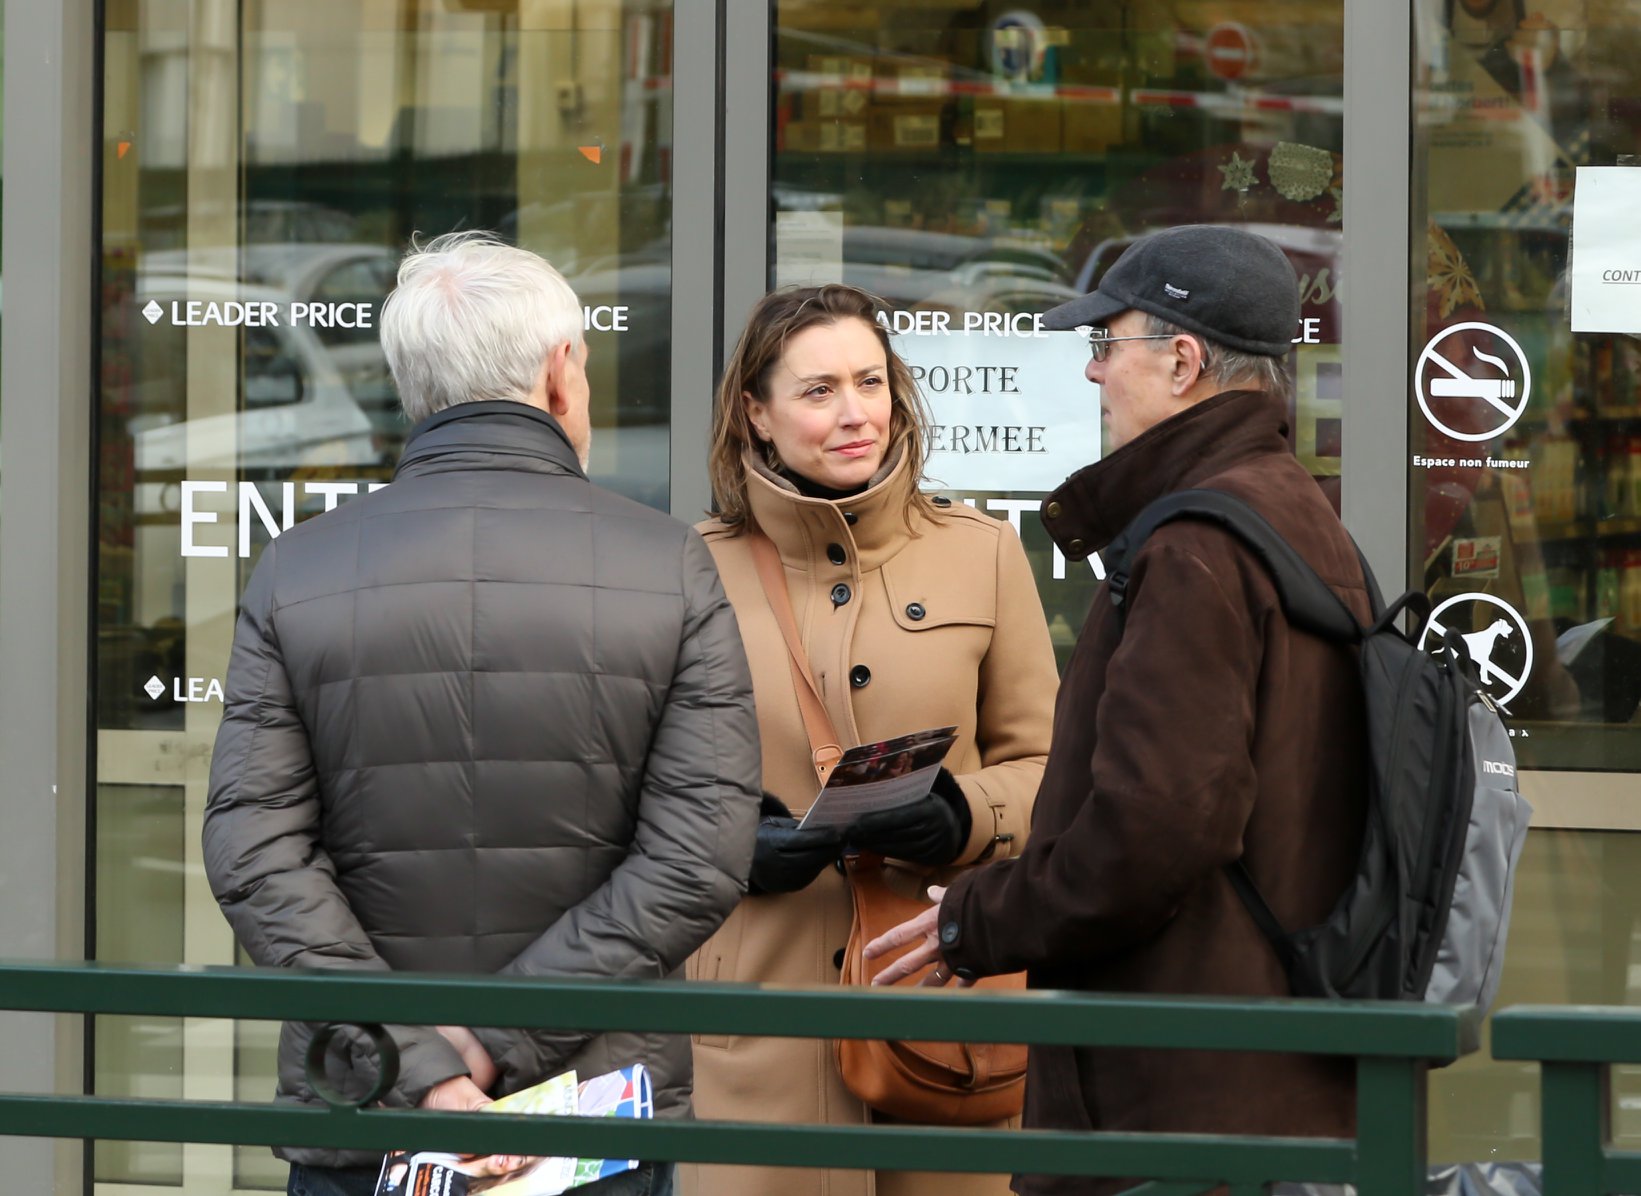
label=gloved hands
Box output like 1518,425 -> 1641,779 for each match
844,768 -> 973,867
749,793 -> 844,895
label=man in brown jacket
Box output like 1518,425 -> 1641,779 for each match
867,225 -> 1374,1196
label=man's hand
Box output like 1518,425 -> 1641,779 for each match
436,1025 -> 499,1092
862,885 -> 971,988
418,1074 -> 493,1113
417,1076 -> 529,1177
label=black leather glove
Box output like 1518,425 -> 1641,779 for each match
844,767 -> 973,867
749,793 -> 844,895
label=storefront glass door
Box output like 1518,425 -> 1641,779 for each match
770,0 -> 1346,663
1411,0 -> 1641,1165
93,2 -> 675,1190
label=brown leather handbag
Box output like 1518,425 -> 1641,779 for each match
747,532 -> 1028,1126
835,854 -> 1027,1125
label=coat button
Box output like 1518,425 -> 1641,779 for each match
906,602 -> 926,621
940,921 -> 960,946
827,543 -> 847,565
843,511 -> 858,525
850,665 -> 872,688
1044,501 -> 1063,520
1066,538 -> 1088,558
831,583 -> 852,607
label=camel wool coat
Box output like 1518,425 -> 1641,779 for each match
680,450 -> 1058,1196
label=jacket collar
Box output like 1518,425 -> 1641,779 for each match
394,400 -> 586,481
1041,389 -> 1290,556
744,444 -> 917,574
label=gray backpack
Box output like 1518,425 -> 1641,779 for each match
1104,489 -> 1533,1012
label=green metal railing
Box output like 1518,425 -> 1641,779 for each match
1493,1005 -> 1641,1195
1,961 -> 1479,1194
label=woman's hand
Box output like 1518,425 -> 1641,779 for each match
749,793 -> 843,894
844,769 -> 968,866
862,886 -> 971,987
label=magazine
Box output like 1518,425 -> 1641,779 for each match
796,725 -> 958,831
374,1064 -> 654,1196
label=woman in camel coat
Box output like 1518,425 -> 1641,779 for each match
681,284 -> 1058,1196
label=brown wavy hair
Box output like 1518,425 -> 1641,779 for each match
708,284 -> 938,530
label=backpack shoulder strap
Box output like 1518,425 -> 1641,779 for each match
1103,488 -> 1363,643
1101,489 -> 1369,965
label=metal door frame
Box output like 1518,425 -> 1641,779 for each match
31,0 -> 1640,1190
0,0 -> 95,1193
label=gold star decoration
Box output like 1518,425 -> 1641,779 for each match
1219,151 -> 1257,193
1427,219 -> 1485,318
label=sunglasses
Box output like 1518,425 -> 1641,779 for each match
1075,324 -> 1179,363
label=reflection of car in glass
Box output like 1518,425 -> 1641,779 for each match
499,186 -> 670,278
1073,222 -> 1341,302
832,227 -> 1078,313
140,200 -> 359,252
562,256 -> 671,511
565,256 -> 670,421
845,227 -> 1068,279
128,274 -> 380,481
144,243 -> 405,444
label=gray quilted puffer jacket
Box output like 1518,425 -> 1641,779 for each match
203,401 -> 760,1166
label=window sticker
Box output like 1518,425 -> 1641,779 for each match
1452,536 -> 1503,579
1569,166 -> 1641,333
1414,321 -> 1532,442
1421,592 -> 1534,707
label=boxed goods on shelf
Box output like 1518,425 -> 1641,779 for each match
972,92 -> 1062,153
867,101 -> 947,151
1060,90 -> 1125,154
783,120 -> 867,154
795,53 -> 874,124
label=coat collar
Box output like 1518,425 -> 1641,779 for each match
1040,388 -> 1290,557
393,400 -> 586,481
744,444 -> 918,574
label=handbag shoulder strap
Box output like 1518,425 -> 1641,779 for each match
747,531 -> 844,787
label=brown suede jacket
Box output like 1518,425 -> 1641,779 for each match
939,389 -> 1375,1196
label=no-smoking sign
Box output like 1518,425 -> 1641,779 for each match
1414,322 -> 1532,443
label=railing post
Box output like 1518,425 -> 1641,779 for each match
1541,1062 -> 1609,1196
1354,1058 -> 1426,1196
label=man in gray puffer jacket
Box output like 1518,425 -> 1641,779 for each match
203,232 -> 761,1196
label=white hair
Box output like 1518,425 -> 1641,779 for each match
380,231 -> 584,423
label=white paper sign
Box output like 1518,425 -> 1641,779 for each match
1570,167 -> 1641,333
773,210 -> 844,289
897,330 -> 1097,491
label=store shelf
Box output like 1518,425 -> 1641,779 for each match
1530,517 -> 1641,544
773,147 -> 1102,164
